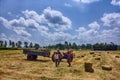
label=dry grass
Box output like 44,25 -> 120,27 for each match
0,50 -> 120,80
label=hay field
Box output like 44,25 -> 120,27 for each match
0,50 -> 120,80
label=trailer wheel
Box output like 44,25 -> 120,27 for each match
27,54 -> 31,60
27,54 -> 37,60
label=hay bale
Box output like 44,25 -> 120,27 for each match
102,65 -> 112,71
84,62 -> 94,73
95,57 -> 101,60
92,54 -> 96,57
77,56 -> 81,58
81,55 -> 84,57
90,52 -> 94,55
98,54 -> 101,56
115,56 -> 119,58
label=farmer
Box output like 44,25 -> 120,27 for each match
66,49 -> 74,67
52,48 -> 62,67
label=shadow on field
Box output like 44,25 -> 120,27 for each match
22,59 -> 51,62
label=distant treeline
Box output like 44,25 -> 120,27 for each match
0,40 -> 40,50
46,41 -> 119,50
0,40 -> 120,50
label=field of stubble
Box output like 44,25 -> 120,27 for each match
0,50 -> 120,80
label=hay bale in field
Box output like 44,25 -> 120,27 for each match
102,65 -> 112,71
95,57 -> 101,60
90,52 -> 94,55
92,54 -> 96,57
115,56 -> 120,58
77,56 -> 81,58
98,54 -> 101,56
81,55 -> 84,57
84,62 -> 94,73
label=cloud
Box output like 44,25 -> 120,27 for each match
88,21 -> 100,30
101,12 -> 120,27
0,33 -> 8,41
13,28 -> 31,37
0,7 -> 120,45
0,17 -> 10,29
43,7 -> 72,31
111,0 -> 120,6
99,28 -> 120,44
75,13 -> 120,44
23,7 -> 72,31
64,3 -> 72,7
76,27 -> 87,32
73,0 -> 100,4
0,7 -> 72,45
0,17 -> 32,37
8,12 -> 12,15
75,26 -> 120,44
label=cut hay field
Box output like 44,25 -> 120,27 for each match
0,50 -> 120,80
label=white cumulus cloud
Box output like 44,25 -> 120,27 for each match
101,12 -> 120,27
64,3 -> 72,7
88,21 -> 100,30
43,7 -> 72,31
0,33 -> 8,41
0,7 -> 72,45
22,7 -> 72,31
111,0 -> 120,6
73,0 -> 100,4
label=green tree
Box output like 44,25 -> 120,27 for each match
72,42 -> 78,50
29,42 -> 33,48
64,41 -> 69,49
24,42 -> 28,48
69,42 -> 72,49
9,40 -> 12,47
0,40 -> 3,47
11,41 -> 15,48
86,44 -> 92,50
17,41 -> 22,48
81,44 -> 86,49
4,41 -> 7,47
55,43 -> 65,50
34,43 -> 40,50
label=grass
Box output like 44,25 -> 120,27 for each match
0,50 -> 120,80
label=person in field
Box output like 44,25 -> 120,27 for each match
66,49 -> 74,67
52,49 -> 62,67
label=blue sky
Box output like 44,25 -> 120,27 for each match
0,0 -> 120,46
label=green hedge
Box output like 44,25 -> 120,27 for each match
0,47 -> 19,50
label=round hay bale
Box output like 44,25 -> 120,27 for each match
77,56 -> 81,58
98,54 -> 101,56
81,55 -> 84,57
90,52 -> 94,55
92,54 -> 96,57
115,56 -> 119,58
95,57 -> 101,60
102,65 -> 112,71
84,62 -> 94,73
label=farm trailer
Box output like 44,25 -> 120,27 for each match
23,49 -> 50,60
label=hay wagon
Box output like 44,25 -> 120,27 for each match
23,49 -> 50,60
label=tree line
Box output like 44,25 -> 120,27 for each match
0,40 -> 40,50
46,41 -> 120,50
0,40 -> 120,50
